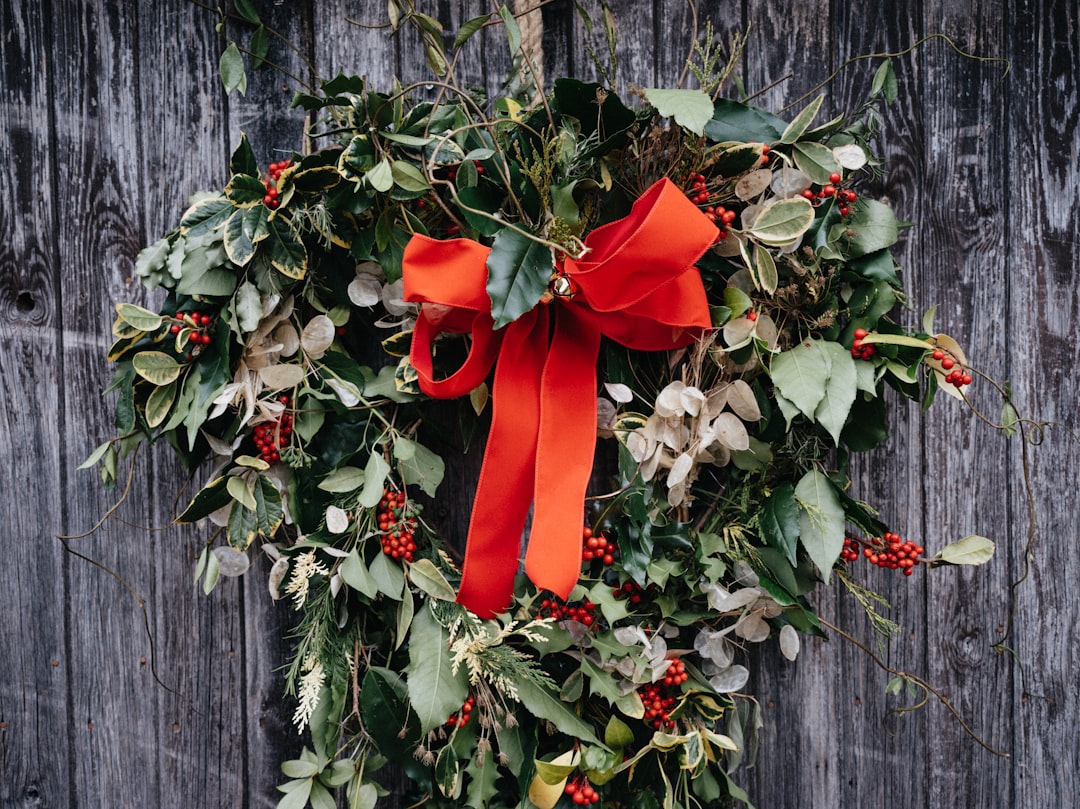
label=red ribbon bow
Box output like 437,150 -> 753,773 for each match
402,178 -> 717,617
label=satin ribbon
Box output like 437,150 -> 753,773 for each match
402,178 -> 717,617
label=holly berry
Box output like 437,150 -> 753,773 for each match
446,695 -> 476,728
565,776 -> 600,805
536,594 -> 599,629
829,172 -> 842,184
581,525 -> 618,567
850,328 -> 876,361
856,531 -> 925,577
252,395 -> 293,465
378,489 -> 419,563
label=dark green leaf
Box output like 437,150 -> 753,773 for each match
229,132 -> 258,178
704,99 -> 786,143
760,484 -> 800,564
454,14 -> 490,49
248,25 -> 268,70
225,173 -> 265,207
233,0 -> 261,25
872,58 -> 898,103
253,474 -> 283,535
485,228 -> 552,328
176,476 -> 232,523
405,607 -> 469,734
266,218 -> 307,279
180,196 -> 234,237
842,199 -> 899,258
514,678 -> 606,748
360,668 -> 428,785
226,499 -> 258,549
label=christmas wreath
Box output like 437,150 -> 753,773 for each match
86,8 -> 999,809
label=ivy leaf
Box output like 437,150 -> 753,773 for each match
748,198 -> 815,246
769,341 -> 828,420
394,437 -> 445,497
405,607 -> 469,734
934,535 -> 995,566
486,228 -> 552,329
813,341 -> 858,445
219,41 -> 247,96
644,88 -> 714,136
794,470 -> 845,581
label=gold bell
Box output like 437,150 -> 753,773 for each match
550,274 -> 575,300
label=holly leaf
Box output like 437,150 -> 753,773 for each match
180,195 -> 233,237
405,607 -> 469,734
226,499 -> 258,549
794,470 -> 845,581
253,474 -> 283,536
266,218 -> 307,279
485,228 -> 552,328
229,132 -> 258,178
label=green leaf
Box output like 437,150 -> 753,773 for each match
780,94 -> 824,143
359,451 -> 390,509
366,158 -> 394,193
934,535 -> 995,566
219,41 -> 247,96
498,3 -> 522,54
749,198 -> 815,245
792,141 -> 842,185
454,14 -> 490,48
390,160 -> 431,193
843,198 -> 899,258
317,466 -> 365,493
753,243 -> 777,294
226,499 -> 258,549
78,440 -> 114,471
435,744 -> 461,798
360,668 -> 425,784
145,380 -> 177,428
407,558 -> 457,601
202,544 -> 221,593
760,484 -> 801,564
795,470 -> 845,581
814,341 -> 858,445
233,0 -> 261,24
229,133 -> 258,178
248,25 -> 269,69
605,716 -> 635,749
340,549 -> 379,599
225,173 -> 266,207
395,588 -> 414,649
704,98 -> 786,143
266,218 -> 307,279
769,341 -> 828,419
515,678 -> 606,748
872,58 -> 899,103
115,302 -> 163,332
860,333 -> 933,350
180,196 -> 233,237
253,475 -> 283,535
465,747 -> 499,808
406,607 -> 469,734
394,437 -> 444,497
135,237 -> 170,282
485,228 -> 553,328
369,550 -> 405,600
227,474 -> 256,510
281,759 -> 320,779
224,206 -> 263,266
644,88 -> 714,136
132,351 -> 183,386
176,476 -> 232,523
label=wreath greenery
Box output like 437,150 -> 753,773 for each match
87,6 -> 1000,809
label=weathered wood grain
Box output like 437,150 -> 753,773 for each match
3,0 -> 1078,807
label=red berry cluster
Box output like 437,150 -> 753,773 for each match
932,349 -> 972,388
252,395 -> 293,464
851,327 -> 876,360
581,526 -> 618,566
535,596 -> 598,628
564,776 -> 600,805
760,143 -> 771,165
861,531 -> 925,577
840,537 -> 861,563
685,172 -> 710,205
640,683 -> 677,730
611,579 -> 645,605
263,160 -> 292,209
446,694 -> 475,728
802,172 -> 858,215
378,489 -> 418,562
705,204 -> 737,241
168,311 -> 214,353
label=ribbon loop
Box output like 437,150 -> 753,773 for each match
402,178 -> 718,617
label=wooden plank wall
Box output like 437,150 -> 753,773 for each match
1,0 -> 1076,806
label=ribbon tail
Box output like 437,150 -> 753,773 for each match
525,309 -> 602,600
456,308 -> 548,618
